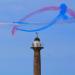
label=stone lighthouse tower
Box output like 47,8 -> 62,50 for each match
31,33 -> 43,75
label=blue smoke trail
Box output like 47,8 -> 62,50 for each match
16,15 -> 62,32
16,3 -> 69,32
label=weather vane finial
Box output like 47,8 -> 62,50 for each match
35,32 -> 39,37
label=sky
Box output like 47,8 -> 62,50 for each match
0,0 -> 75,75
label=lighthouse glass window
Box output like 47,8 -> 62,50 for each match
33,41 -> 41,47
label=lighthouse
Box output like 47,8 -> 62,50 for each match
31,33 -> 43,75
